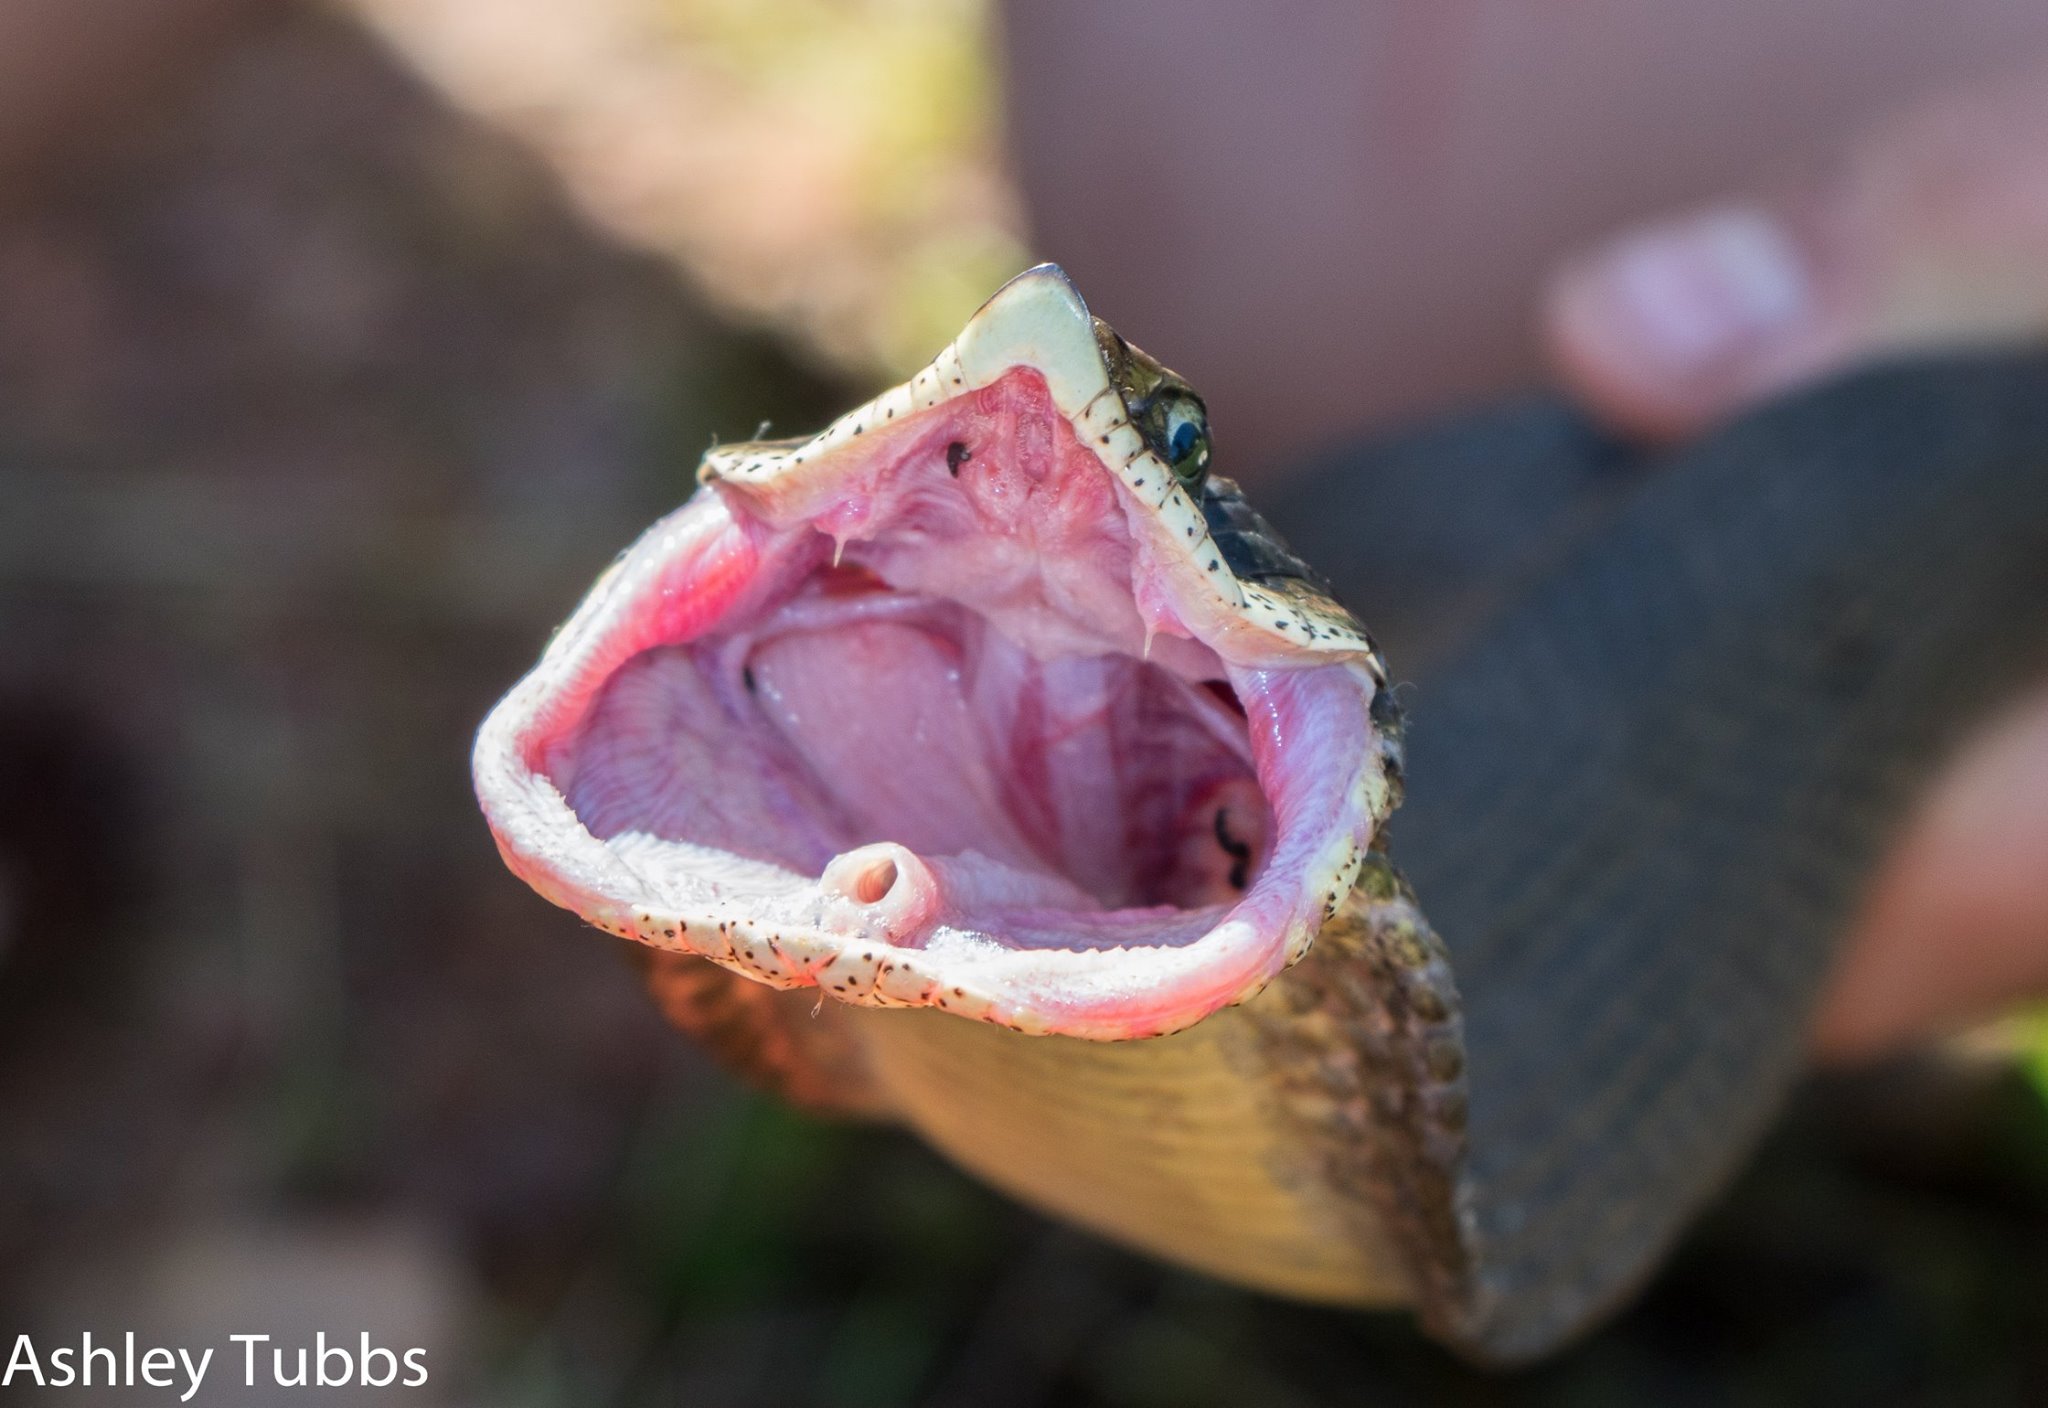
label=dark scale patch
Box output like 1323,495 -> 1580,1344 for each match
947,441 -> 972,475
1369,683 -> 1406,736
742,665 -> 757,694
1199,477 -> 1335,592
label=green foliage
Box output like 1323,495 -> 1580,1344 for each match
2016,1005 -> 2048,1108
661,0 -> 1026,374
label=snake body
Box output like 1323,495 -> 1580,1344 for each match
487,270 -> 2048,1360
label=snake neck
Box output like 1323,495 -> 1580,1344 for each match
644,855 -> 1480,1325
1241,854 -> 1480,1339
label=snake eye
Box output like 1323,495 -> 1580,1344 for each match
1162,398 -> 1211,485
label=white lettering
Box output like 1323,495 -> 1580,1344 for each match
318,1331 -> 352,1387
3,1335 -> 43,1387
231,1333 -> 268,1385
10,1331 -> 405,1397
179,1346 -> 213,1403
361,1334 -> 398,1387
80,1331 -> 116,1387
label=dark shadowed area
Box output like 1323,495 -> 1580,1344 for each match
0,4 -> 2045,1406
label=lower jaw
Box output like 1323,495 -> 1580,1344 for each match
685,954 -> 1415,1305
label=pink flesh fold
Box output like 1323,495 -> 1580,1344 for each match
474,370 -> 1385,1039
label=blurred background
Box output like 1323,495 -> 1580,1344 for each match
1,1 -> 2046,1403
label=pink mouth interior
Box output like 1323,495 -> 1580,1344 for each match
560,575 -> 1265,951
490,368 -> 1377,1011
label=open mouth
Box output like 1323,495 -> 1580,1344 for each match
473,268 -> 1395,1039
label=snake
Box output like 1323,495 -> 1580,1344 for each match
472,265 -> 2048,1362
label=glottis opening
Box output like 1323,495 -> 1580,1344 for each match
476,367 -> 1387,1039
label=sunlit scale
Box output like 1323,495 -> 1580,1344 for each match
474,267 -> 1393,1040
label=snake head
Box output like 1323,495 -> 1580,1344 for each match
473,266 -> 1398,1040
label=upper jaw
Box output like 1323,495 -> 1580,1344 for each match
699,264 -> 1385,674
473,265 -> 1398,1040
